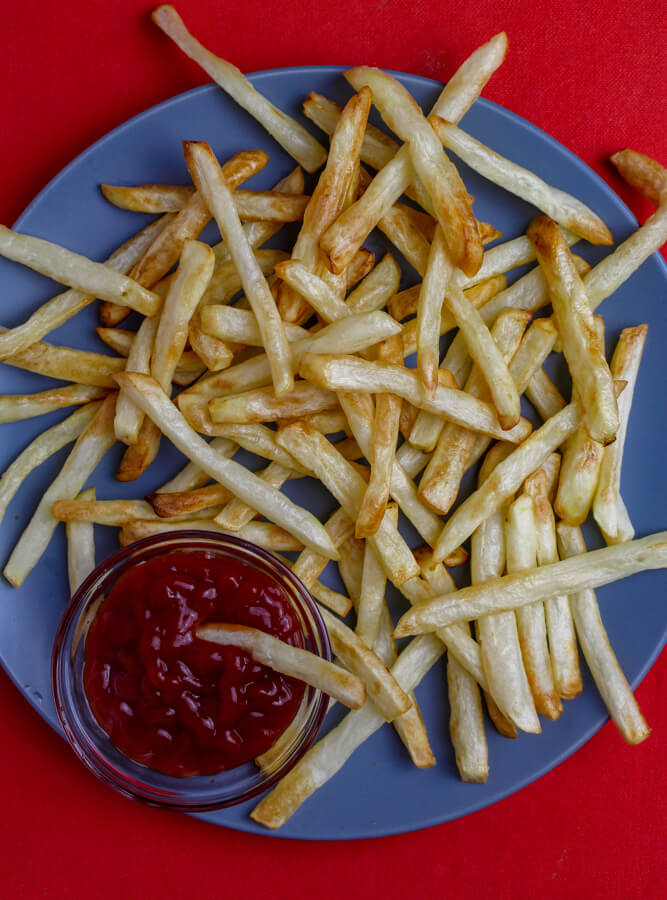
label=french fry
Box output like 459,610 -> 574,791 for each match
556,524 -> 651,744
430,118 -> 612,244
3,394 -> 117,587
278,88 -> 372,323
356,532 -> 389,648
152,5 -> 327,172
197,623 -> 365,709
0,216 -> 171,360
0,402 -> 101,526
114,314 -> 158,446
318,606 -> 411,721
148,483 -> 231,518
524,470 -> 582,700
151,240 -> 215,392
470,456 -> 539,734
214,462 -> 293,531
525,366 -> 567,421
154,436 -> 236,494
116,419 -> 162,483
2,334 -> 122,388
209,382 -> 338,425
554,426 -> 604,526
275,260 -> 351,322
320,33 -> 507,273
416,226 -> 454,393
53,497 -> 173,526
505,494 -> 562,719
113,372 -> 338,559
201,305 -> 307,345
593,325 -> 647,543
291,507 -> 355,589
276,422 -> 419,586
118,519 -> 303,551
395,531 -> 667,637
308,582 -> 352,618
96,326 -> 207,376
250,634 -> 445,828
66,487 -> 96,596
343,68 -> 482,277
529,214 -> 619,444
431,399 -> 582,564
419,309 -> 529,514
345,253 -> 401,315
356,335 -> 403,537
204,423 -> 308,473
300,353 -> 532,443
0,385 -> 108,424
584,150 -> 667,310
184,141 -> 294,395
0,226 -> 161,316
101,183 -> 195,212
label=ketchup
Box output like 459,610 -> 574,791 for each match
84,550 -> 305,777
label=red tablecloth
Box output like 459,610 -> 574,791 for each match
1,1 -> 665,896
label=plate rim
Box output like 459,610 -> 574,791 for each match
3,63 -> 666,840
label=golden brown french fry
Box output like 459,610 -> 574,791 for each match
197,623 -> 365,709
113,372 -> 338,559
395,531 -> 667,637
152,5 -> 327,172
593,325 -> 647,543
209,382 -> 338,425
554,427 -> 604,526
184,141 -> 294,395
556,524 -> 651,744
343,68 -> 482,277
101,183 -> 195,212
275,422 -> 419,586
148,483 -> 231,518
355,335 -> 403,538
53,497 -> 169,526
116,419 -> 162,483
0,385 -> 108,424
3,394 -> 117,588
529,214 -> 618,444
119,519 -> 303,551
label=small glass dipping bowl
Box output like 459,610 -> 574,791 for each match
52,531 -> 331,811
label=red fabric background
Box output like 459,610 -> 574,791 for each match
0,1 -> 665,897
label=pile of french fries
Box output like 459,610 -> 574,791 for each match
1,4 -> 666,829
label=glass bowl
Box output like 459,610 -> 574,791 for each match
52,531 -> 331,811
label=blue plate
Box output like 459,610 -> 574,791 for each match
0,66 -> 665,840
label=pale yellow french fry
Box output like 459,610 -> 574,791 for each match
470,456 -> 540,735
114,314 -> 158,445
113,372 -> 338,559
197,623 -> 365,709
525,366 -> 567,421
275,422 -> 419,586
556,524 -> 651,744
524,470 -> 581,700
213,462 -> 293,531
201,305 -> 307,345
593,325 -> 647,543
251,633 -> 445,828
431,118 -> 612,244
356,335 -> 403,538
554,427 -> 604,526
152,6 -> 326,172
318,606 -> 411,722
205,423 -> 308,473
356,535 -> 389,649
308,582 -> 352,618
210,382 -> 338,425
95,326 -> 204,374
300,353 -> 532,443
3,394 -> 117,588
0,216 -> 171,360
403,368 -> 458,453
416,226 -> 454,393
345,253 -> 401,315
0,225 -> 161,316
0,385 -> 107,424
432,400 -> 582,564
291,507 -> 354,590
66,487 -> 96,596
395,531 -> 667,637
529,214 -> 618,444
119,519 -> 303,552
275,260 -> 351,322
151,239 -> 215,392
184,141 -> 294,395
0,403 -> 101,527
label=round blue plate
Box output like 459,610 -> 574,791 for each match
0,66 -> 665,840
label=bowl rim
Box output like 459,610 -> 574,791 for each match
51,530 -> 332,811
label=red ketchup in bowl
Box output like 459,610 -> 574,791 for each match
84,549 -> 305,777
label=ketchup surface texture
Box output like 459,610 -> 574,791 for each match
84,550 -> 306,776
